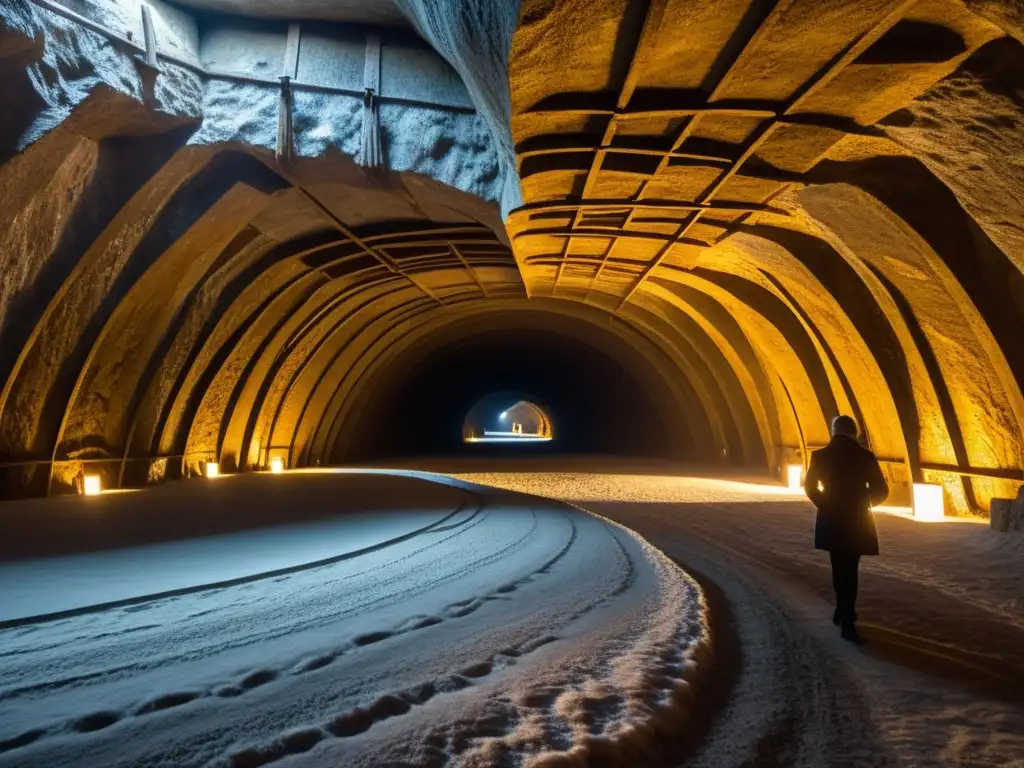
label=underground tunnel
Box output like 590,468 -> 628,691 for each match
1,0 -> 1023,766
0,0 -> 1022,515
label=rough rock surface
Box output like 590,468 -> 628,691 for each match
882,37 -> 1024,274
990,486 -> 1024,532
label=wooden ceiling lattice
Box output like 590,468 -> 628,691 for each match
509,0 -> 920,312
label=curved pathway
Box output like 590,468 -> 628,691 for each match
0,470 -> 705,768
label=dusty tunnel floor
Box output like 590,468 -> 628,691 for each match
0,468 -> 707,768
2,461 -> 1022,767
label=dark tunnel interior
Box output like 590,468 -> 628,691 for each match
334,325 -> 684,462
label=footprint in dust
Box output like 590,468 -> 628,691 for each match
401,616 -> 443,631
73,712 -> 121,733
134,690 -> 202,715
353,630 -> 393,647
368,694 -> 411,720
518,689 -> 560,709
280,728 -> 324,754
435,675 -> 471,693
0,728 -> 47,753
519,635 -> 559,654
327,708 -> 374,738
240,669 -> 279,690
447,602 -> 482,618
459,661 -> 493,679
291,653 -> 336,674
401,681 -> 437,705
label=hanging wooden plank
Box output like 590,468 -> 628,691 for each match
276,24 -> 300,164
363,32 -> 381,93
360,32 -> 383,168
283,22 -> 301,80
140,4 -> 158,68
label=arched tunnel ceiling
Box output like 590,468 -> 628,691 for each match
0,0 -> 1023,516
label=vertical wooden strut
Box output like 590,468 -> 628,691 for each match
277,23 -> 301,164
140,4 -> 158,68
360,32 -> 384,168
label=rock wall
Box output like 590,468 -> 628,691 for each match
0,0 -> 517,497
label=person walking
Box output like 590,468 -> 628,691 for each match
803,415 -> 889,643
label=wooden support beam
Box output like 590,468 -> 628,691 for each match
514,198 -> 786,216
293,186 -> 444,305
612,0 -> 920,313
557,0 -> 669,298
449,241 -> 488,298
514,226 -> 709,247
360,32 -> 384,168
140,4 -> 158,69
283,22 -> 301,80
275,24 -> 300,165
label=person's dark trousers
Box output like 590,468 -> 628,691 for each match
829,552 -> 861,624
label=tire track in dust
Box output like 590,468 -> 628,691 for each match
0,487 -> 484,632
0,510 -> 579,760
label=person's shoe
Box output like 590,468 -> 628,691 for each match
840,622 -> 863,644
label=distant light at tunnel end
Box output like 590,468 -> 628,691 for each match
786,464 -> 803,491
270,457 -> 284,474
206,462 -> 220,479
912,482 -> 945,522
83,474 -> 101,496
500,411 -> 507,419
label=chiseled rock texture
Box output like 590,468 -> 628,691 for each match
990,487 -> 1024,532
882,37 -> 1024,275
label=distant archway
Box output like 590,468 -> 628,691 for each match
463,392 -> 553,443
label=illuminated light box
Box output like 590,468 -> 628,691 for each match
83,474 -> 101,496
206,462 -> 220,479
270,457 -> 284,474
786,464 -> 803,491
912,482 -> 944,522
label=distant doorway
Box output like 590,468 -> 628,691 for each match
463,393 -> 553,444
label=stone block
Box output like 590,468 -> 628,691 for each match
990,487 -> 1024,532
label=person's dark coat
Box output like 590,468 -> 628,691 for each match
804,435 -> 889,556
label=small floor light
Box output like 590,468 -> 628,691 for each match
83,474 -> 101,496
206,462 -> 220,479
786,464 -> 803,491
270,457 -> 284,474
912,483 -> 944,522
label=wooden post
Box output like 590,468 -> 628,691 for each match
276,77 -> 293,164
140,4 -> 158,68
276,24 -> 300,164
360,32 -> 383,168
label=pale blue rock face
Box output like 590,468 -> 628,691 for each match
2,0 -> 513,207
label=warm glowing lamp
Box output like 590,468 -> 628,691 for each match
270,457 -> 284,474
206,462 -> 220,479
912,483 -> 944,522
786,464 -> 803,491
83,474 -> 101,496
